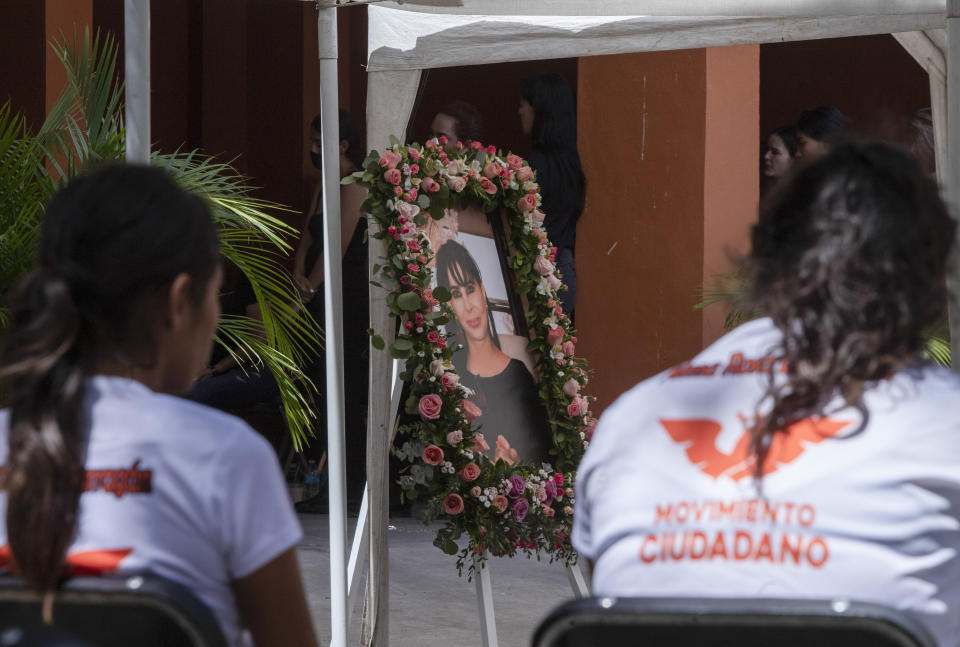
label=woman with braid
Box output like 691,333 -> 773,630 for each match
574,143 -> 960,645
0,165 -> 316,646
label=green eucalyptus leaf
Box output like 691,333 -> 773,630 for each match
397,291 -> 422,311
432,286 -> 451,302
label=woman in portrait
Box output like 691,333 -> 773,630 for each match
436,240 -> 552,466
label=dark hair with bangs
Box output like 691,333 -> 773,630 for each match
435,240 -> 501,354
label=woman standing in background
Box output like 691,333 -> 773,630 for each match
519,73 -> 585,317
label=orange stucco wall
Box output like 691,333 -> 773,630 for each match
703,46 -> 760,347
45,0 -> 93,114
577,46 -> 758,416
577,49 -> 707,415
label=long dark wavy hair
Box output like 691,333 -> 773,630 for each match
747,142 -> 954,474
0,164 -> 220,594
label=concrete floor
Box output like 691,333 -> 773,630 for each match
296,514 -> 585,647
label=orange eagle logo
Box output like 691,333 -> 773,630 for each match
659,415 -> 851,481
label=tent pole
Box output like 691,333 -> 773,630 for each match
123,0 -> 150,163
949,1 -> 960,367
318,5 -> 349,646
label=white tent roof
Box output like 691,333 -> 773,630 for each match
356,2 -> 960,645
367,0 -> 946,71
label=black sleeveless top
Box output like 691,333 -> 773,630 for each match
457,357 -> 553,466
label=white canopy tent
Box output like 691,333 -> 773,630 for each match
355,2 -> 960,646
115,2 -> 960,646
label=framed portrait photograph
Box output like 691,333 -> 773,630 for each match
422,205 -> 553,467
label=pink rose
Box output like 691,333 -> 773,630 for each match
533,256 -> 555,276
470,141 -> 483,150
405,189 -> 418,202
531,209 -> 545,224
460,462 -> 481,482
461,399 -> 482,422
418,394 -> 443,420
584,417 -> 598,441
384,169 -> 402,185
408,147 -> 420,161
554,473 -> 564,486
543,506 -> 555,518
562,378 -> 580,397
506,154 -> 523,171
546,327 -> 564,346
409,164 -> 419,175
446,430 -> 463,445
486,145 -> 496,154
491,494 -> 508,513
566,396 -> 588,418
534,487 -> 547,503
517,194 -> 538,212
445,161 -> 459,175
479,177 -> 497,195
422,444 -> 444,465
441,372 -> 460,390
470,486 -> 482,497
517,166 -> 534,181
444,493 -> 464,515
379,150 -> 402,169
429,359 -> 446,377
562,340 -> 576,357
447,176 -> 467,193
472,432 -> 490,453
421,177 -> 440,193
483,163 -> 499,179
394,186 -> 403,196
547,274 -> 563,290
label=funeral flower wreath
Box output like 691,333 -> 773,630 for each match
348,136 -> 597,575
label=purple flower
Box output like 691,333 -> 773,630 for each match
512,498 -> 529,522
508,475 -> 526,499
544,480 -> 557,505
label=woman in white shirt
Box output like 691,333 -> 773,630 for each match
574,142 -> 960,646
0,164 -> 317,646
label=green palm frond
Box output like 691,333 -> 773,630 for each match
217,314 -> 319,451
44,28 -> 125,175
922,327 -> 951,367
0,102 -> 48,298
694,271 -> 762,331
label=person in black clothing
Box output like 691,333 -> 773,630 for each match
292,109 -> 369,512
436,240 -> 552,466
519,73 -> 586,316
795,105 -> 852,161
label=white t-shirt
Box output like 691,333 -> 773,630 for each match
0,376 -> 303,646
573,317 -> 960,646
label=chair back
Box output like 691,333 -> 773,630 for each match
532,596 -> 935,647
0,574 -> 227,647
